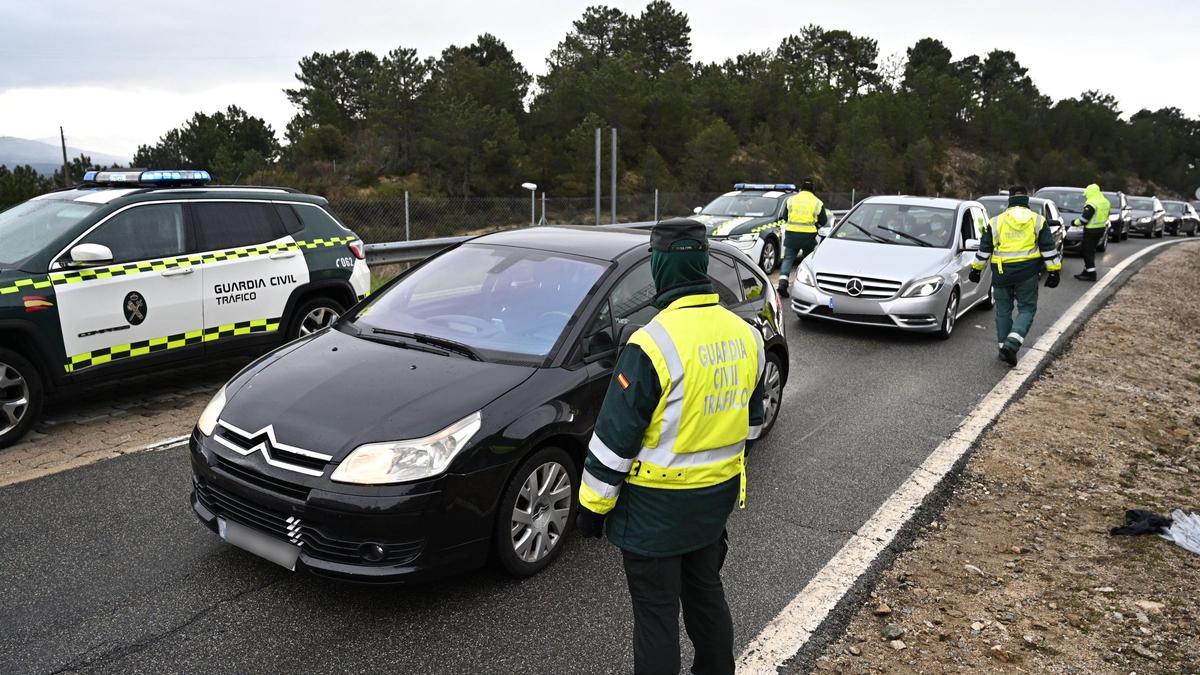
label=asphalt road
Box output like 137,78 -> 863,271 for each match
0,236 -> 1178,674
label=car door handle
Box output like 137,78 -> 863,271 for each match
269,251 -> 298,260
161,267 -> 194,277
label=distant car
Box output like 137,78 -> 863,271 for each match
976,195 -> 1065,256
1162,200 -> 1198,236
689,183 -> 832,273
1032,187 -> 1110,255
1127,196 -> 1165,238
1103,191 -> 1132,241
791,196 -> 994,339
189,226 -> 789,581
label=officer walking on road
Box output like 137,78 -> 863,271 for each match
969,186 -> 1062,366
577,218 -> 766,675
777,178 -> 827,298
1073,183 -> 1111,282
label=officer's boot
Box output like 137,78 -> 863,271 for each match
1074,268 -> 1097,282
777,278 -> 790,299
998,344 -> 1018,367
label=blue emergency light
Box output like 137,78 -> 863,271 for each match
82,169 -> 212,186
734,183 -> 796,191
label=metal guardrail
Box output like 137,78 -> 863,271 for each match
364,236 -> 471,265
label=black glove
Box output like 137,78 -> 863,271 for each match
968,268 -> 982,284
1045,271 -> 1060,288
576,508 -> 606,538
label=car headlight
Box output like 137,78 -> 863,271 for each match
796,262 -> 815,287
197,385 -> 227,436
331,411 -> 482,484
1108,214 -> 1119,222
903,276 -> 944,298
1138,216 -> 1151,223
729,232 -> 758,243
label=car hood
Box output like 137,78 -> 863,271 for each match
221,328 -> 537,461
809,238 -> 954,281
693,213 -> 779,237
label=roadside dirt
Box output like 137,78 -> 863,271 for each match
816,241 -> 1200,674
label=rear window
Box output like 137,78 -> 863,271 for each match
292,204 -> 349,234
275,204 -> 304,234
193,202 -> 283,250
1033,189 -> 1086,212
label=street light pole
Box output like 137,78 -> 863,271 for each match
521,182 -> 538,227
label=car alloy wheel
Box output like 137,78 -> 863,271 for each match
937,290 -> 959,340
299,307 -> 340,336
761,353 -> 783,434
510,460 -> 572,564
760,238 -> 778,273
0,361 -> 29,437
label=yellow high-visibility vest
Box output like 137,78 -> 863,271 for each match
786,191 -> 824,233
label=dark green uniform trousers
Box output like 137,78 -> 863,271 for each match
994,274 -> 1039,351
780,231 -> 818,278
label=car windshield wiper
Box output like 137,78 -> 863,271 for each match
370,328 -> 482,361
354,326 -> 451,356
875,225 -> 934,247
841,221 -> 891,244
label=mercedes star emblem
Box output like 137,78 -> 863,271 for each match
846,278 -> 864,297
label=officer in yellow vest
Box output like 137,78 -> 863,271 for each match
777,178 -> 827,298
1072,183 -> 1111,281
969,186 -> 1062,365
577,218 -> 766,675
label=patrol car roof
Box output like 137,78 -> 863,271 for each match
473,226 -> 650,260
860,195 -> 969,209
34,185 -> 327,206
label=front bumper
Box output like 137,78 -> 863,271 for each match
1130,221 -> 1156,234
189,431 -> 498,582
790,283 -> 947,332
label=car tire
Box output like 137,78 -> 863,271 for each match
287,296 -> 346,340
759,351 -> 784,438
1155,227 -> 1164,239
759,236 -> 779,273
494,446 -> 578,578
0,348 -> 43,450
1188,226 -> 1197,237
936,289 -> 959,341
981,283 -> 995,310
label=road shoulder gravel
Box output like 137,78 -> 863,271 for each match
813,241 -> 1200,673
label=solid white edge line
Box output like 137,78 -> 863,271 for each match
736,240 -> 1186,674
136,434 -> 191,454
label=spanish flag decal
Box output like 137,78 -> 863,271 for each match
617,373 -> 630,390
23,296 -> 53,313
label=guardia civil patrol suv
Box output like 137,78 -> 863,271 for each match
690,183 -> 798,272
0,170 -> 369,447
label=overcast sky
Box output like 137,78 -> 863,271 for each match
2,0 -> 1197,159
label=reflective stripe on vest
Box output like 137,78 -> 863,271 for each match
786,191 -> 823,233
1084,194 -> 1111,229
989,207 -> 1045,273
625,294 -> 762,502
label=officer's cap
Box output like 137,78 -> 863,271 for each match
651,218 -> 709,252
1008,185 -> 1028,196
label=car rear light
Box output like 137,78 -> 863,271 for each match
348,239 -> 365,260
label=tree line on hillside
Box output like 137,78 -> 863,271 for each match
5,1 -> 1198,211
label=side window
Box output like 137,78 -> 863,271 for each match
193,202 -> 282,251
582,300 -> 615,357
78,204 -> 187,264
736,262 -> 765,303
275,204 -> 304,234
292,203 -> 348,234
708,254 -> 743,306
611,262 -> 658,329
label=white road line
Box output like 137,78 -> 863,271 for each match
132,434 -> 191,454
736,240 -> 1186,673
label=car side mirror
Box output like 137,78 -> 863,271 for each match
1049,218 -> 1063,228
618,322 -> 644,347
69,243 -> 114,267
963,238 -> 981,252
693,207 -> 702,215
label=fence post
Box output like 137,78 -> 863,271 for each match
540,192 -> 546,225
851,188 -> 855,207
654,189 -> 659,222
594,128 -> 601,226
404,191 -> 411,241
610,128 -> 617,224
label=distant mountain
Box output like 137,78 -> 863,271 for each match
0,137 -> 130,175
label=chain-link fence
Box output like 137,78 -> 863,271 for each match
328,189 -> 879,244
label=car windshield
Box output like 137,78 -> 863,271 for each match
0,198 -> 99,267
1163,202 -> 1187,215
1103,192 -> 1122,208
1128,197 -> 1155,211
701,194 -> 779,217
977,198 -> 1008,218
1033,189 -> 1086,213
831,202 -> 957,248
351,244 -> 607,364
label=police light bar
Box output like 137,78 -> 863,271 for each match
82,169 -> 212,186
734,183 -> 797,191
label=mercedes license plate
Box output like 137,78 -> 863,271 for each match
218,517 -> 299,571
827,297 -> 835,309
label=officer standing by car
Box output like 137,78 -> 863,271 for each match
969,186 -> 1062,366
576,218 -> 766,675
1072,183 -> 1111,281
776,178 -> 827,298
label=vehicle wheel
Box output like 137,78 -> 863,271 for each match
936,289 -> 959,340
494,446 -> 577,578
981,283 -> 995,310
759,237 -> 779,273
1121,226 -> 1129,241
1188,226 -> 1197,237
0,348 -> 43,449
1155,227 -> 1164,239
759,351 -> 784,438
1097,233 -> 1108,252
288,296 -> 345,340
